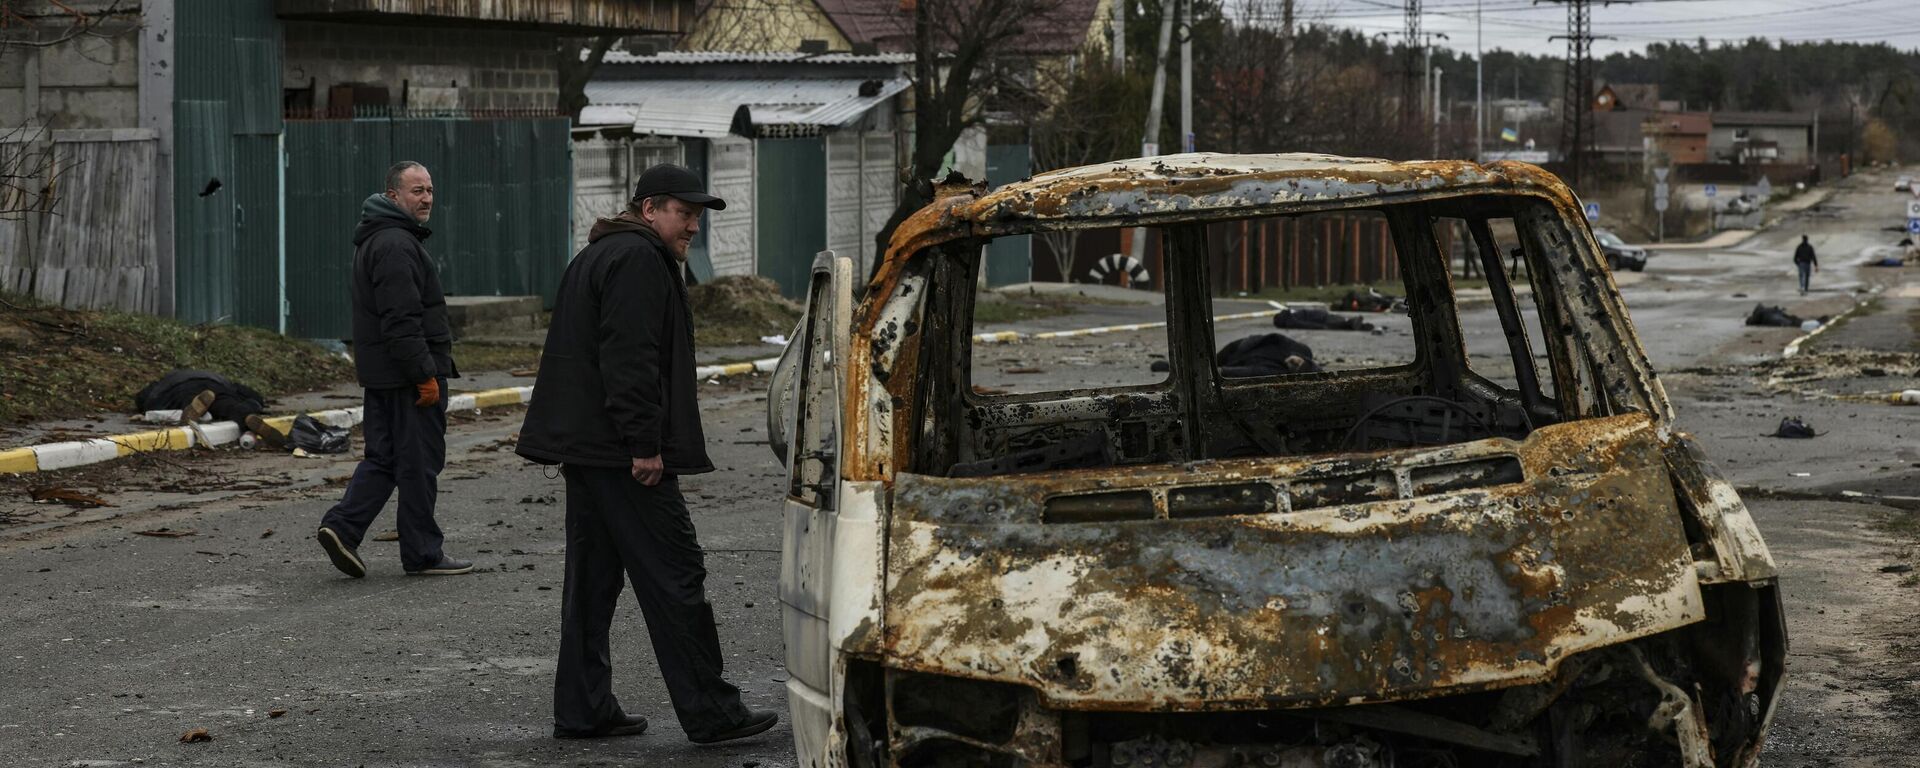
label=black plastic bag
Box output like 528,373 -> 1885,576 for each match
289,414 -> 352,454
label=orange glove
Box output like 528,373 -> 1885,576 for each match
415,378 -> 441,407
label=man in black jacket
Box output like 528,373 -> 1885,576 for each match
1793,235 -> 1819,295
518,164 -> 776,743
316,161 -> 471,579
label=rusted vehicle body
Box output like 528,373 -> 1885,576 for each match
768,154 -> 1785,768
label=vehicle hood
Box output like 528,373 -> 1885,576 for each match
879,413 -> 1704,710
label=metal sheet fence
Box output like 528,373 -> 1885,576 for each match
0,131 -> 161,313
283,115 -> 573,339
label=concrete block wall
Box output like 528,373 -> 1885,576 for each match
0,16 -> 143,130
283,21 -> 560,112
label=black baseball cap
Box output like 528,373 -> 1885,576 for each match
632,163 -> 727,211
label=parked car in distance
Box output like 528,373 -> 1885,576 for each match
1895,175 -> 1912,192
1593,227 -> 1651,272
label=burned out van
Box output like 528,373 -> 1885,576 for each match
767,154 -> 1784,768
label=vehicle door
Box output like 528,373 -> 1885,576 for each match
773,251 -> 853,762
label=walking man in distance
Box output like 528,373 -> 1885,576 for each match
517,164 -> 777,743
1793,235 -> 1819,296
316,161 -> 472,579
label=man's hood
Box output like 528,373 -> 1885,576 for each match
353,193 -> 431,246
589,211 -> 668,250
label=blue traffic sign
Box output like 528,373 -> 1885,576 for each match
1704,183 -> 1718,198
1908,218 -> 1920,234
1584,202 -> 1601,221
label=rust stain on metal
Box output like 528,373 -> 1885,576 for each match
798,152 -> 1784,767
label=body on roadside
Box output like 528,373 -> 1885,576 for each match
316,161 -> 471,579
135,368 -> 285,448
517,164 -> 776,744
1794,235 -> 1819,295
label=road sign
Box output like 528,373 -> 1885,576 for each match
1909,218 -> 1920,235
1142,141 -> 1159,157
1653,168 -> 1670,182
1906,199 -> 1920,220
1654,181 -> 1670,200
1584,202 -> 1601,221
1757,177 -> 1772,197
1704,183 -> 1718,198
1655,198 -> 1670,212
1184,133 -> 1195,153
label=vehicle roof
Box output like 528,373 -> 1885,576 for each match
885,152 -> 1580,260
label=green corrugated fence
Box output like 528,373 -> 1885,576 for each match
283,114 -> 574,339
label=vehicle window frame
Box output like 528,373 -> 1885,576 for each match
958,226 -> 1184,407
1208,207 -> 1428,389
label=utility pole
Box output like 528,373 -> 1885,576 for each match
1179,0 -> 1192,153
1547,0 -> 1611,191
1421,33 -> 1447,157
1476,0 -> 1485,161
1112,0 -> 1125,71
1130,0 -> 1176,267
1403,0 -> 1422,130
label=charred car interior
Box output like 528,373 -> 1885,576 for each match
769,154 -> 1786,768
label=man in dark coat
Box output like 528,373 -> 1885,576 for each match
518,164 -> 776,744
1793,235 -> 1819,295
134,369 -> 284,448
315,161 -> 471,579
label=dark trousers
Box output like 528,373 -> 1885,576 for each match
1796,262 -> 1813,294
319,381 -> 447,570
554,464 -> 749,737
207,396 -> 262,424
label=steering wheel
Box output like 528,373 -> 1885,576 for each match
1339,396 -> 1494,451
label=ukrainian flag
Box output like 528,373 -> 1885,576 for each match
1500,127 -> 1520,143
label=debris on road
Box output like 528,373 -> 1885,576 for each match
179,727 -> 212,743
1770,417 -> 1820,438
28,486 -> 113,507
1879,564 -> 1913,574
289,415 -> 351,455
260,529 -> 274,539
687,275 -> 803,347
268,708 -> 288,718
135,528 -> 196,538
372,530 -> 400,542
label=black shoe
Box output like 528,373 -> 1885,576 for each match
689,710 -> 778,745
316,526 -> 366,579
554,713 -> 649,740
404,555 -> 473,576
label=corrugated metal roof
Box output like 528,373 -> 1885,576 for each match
581,77 -> 908,137
601,50 -> 915,65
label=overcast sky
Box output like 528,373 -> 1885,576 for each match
1255,0 -> 1920,58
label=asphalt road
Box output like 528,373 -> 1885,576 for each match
2,170 -> 1917,767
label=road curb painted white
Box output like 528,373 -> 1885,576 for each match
1781,287 -> 1880,359
973,310 -> 1276,345
5,386 -> 536,476
9,307 -> 1302,476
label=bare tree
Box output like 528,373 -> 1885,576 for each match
558,34 -> 620,123
1029,64 -> 1147,280
0,0 -> 135,218
681,0 -> 809,52
868,0 -> 1092,280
